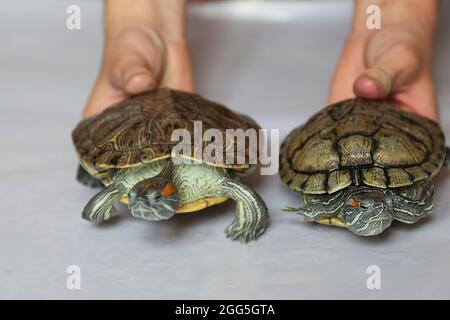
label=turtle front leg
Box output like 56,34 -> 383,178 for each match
82,183 -> 127,221
218,179 -> 269,243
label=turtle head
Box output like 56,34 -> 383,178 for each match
128,177 -> 179,221
340,189 -> 393,236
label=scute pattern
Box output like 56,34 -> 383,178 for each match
73,88 -> 261,172
338,135 -> 373,166
280,98 -> 446,194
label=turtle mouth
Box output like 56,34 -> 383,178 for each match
361,212 -> 393,224
353,217 -> 393,236
367,216 -> 391,223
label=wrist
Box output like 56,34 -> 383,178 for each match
350,0 -> 438,37
104,0 -> 187,43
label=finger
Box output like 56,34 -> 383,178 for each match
109,50 -> 159,95
122,59 -> 156,95
83,72 -> 126,118
328,36 -> 366,104
108,28 -> 165,95
353,67 -> 391,99
160,41 -> 194,92
389,75 -> 439,121
354,40 -> 421,99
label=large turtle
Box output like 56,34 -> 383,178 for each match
280,98 -> 450,236
73,88 -> 268,242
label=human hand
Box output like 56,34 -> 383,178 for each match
83,0 -> 193,118
329,0 -> 438,121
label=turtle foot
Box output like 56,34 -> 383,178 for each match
225,218 -> 267,243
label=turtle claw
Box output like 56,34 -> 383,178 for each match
224,219 -> 266,243
282,206 -> 298,212
83,206 -> 117,222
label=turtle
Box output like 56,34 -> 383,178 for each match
280,98 -> 450,236
72,88 -> 268,243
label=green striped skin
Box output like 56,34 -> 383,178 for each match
218,179 -> 268,242
340,188 -> 393,236
81,161 -> 268,243
280,99 -> 449,236
81,183 -> 127,221
294,182 -> 433,236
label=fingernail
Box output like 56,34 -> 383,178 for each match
362,67 -> 392,96
353,75 -> 384,99
125,73 -> 155,94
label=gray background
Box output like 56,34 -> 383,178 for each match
0,0 -> 449,299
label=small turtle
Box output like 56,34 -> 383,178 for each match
72,88 -> 268,242
280,98 -> 449,236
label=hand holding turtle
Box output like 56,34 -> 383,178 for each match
74,89 -> 269,243
83,0 -> 193,118
329,0 -> 439,121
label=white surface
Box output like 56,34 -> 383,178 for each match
0,0 -> 450,299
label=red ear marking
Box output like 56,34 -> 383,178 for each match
161,183 -> 177,197
348,198 -> 360,207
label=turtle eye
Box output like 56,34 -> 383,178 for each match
153,192 -> 162,201
348,198 -> 360,207
360,203 -> 369,210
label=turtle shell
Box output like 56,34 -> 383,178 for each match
73,88 -> 260,173
280,98 -> 446,194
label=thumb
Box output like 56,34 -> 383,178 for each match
354,38 -> 422,99
109,51 -> 159,95
107,30 -> 165,95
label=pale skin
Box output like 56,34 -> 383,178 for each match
329,0 -> 439,121
81,0 -> 443,237
84,0 -> 440,122
84,0 -> 193,117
